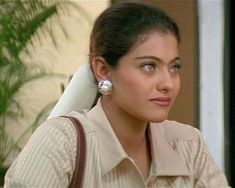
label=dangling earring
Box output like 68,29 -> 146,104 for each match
98,80 -> 112,95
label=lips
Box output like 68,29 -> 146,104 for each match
149,97 -> 171,107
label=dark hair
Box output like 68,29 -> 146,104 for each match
89,1 -> 180,68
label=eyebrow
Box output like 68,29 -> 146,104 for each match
135,55 -> 181,63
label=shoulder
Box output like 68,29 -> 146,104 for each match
150,120 -> 202,142
5,112 -> 98,187
23,112 -> 96,158
21,116 -> 79,157
33,116 -> 77,142
31,111 -> 99,152
5,117 -> 78,186
65,111 -> 98,134
36,111 -> 96,137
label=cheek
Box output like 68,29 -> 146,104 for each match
174,77 -> 181,96
113,73 -> 147,96
117,76 -> 137,92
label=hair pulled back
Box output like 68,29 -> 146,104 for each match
89,2 -> 180,68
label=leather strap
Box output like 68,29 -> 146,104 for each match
63,116 -> 86,188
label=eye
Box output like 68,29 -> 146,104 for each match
141,63 -> 156,72
170,63 -> 182,73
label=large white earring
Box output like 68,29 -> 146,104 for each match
98,80 -> 112,95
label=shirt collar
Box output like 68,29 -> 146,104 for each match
87,98 -> 190,177
148,122 -> 190,176
87,99 -> 128,176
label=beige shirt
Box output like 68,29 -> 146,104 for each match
5,100 -> 229,188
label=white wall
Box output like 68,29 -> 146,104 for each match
198,0 -> 225,170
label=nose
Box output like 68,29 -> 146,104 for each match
157,70 -> 174,93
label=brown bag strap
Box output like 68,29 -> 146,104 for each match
62,116 -> 86,188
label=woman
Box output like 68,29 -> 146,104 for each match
4,2 -> 229,187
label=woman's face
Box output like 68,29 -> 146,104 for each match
109,31 -> 181,123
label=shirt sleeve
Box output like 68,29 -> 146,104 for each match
193,128 -> 230,188
4,117 -> 77,188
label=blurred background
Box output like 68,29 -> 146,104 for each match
0,0 -> 232,186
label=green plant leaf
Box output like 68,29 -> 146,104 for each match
0,0 -> 91,169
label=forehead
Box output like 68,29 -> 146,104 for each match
128,31 -> 179,57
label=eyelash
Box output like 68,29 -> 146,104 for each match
141,63 -> 182,73
141,63 -> 156,72
170,64 -> 182,73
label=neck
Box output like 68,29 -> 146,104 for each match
101,97 -> 148,155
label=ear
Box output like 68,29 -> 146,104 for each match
91,56 -> 111,82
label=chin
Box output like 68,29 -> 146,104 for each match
150,118 -> 167,123
147,112 -> 169,123
148,115 -> 168,123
